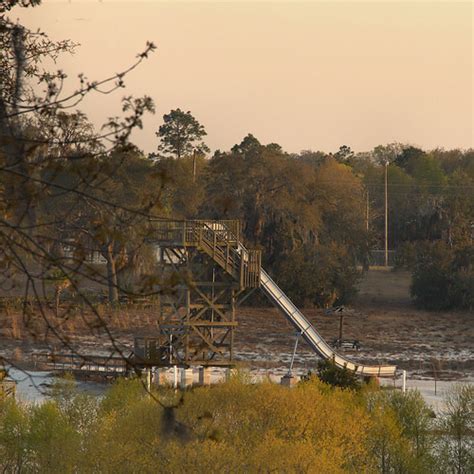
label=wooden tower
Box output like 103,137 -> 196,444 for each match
133,220 -> 260,368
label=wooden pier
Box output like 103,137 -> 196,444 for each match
32,352 -> 131,381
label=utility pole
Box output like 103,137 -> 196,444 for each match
384,161 -> 389,267
192,150 -> 197,183
366,190 -> 370,232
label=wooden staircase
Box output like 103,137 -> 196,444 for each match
153,220 -> 261,289
192,222 -> 261,289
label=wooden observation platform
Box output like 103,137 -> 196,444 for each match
34,219 -> 395,380
133,220 -> 261,368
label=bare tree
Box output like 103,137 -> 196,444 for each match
0,0 -> 166,395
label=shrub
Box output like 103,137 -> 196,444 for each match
410,242 -> 474,310
309,359 -> 361,390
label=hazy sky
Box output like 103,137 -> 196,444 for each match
13,1 -> 474,154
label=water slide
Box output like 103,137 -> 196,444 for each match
238,242 -> 397,377
187,221 -> 396,377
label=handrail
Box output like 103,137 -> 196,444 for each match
154,219 -> 396,377
196,221 -> 260,288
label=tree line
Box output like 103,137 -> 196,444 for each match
1,0 -> 472,328
152,110 -> 473,309
2,105 -> 473,309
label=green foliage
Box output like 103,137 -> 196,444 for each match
411,241 -> 453,310
312,359 -> 361,390
435,384 -> 474,473
0,398 -> 29,472
51,374 -> 98,434
448,246 -> 474,310
0,379 -> 473,472
394,146 -> 426,171
3,0 -> 474,313
276,243 -> 361,307
362,146 -> 473,252
155,154 -> 207,218
366,390 -> 432,473
382,390 -> 435,471
201,138 -> 367,305
99,377 -> 146,415
153,133 -> 473,307
177,376 -> 374,471
333,144 -> 354,162
156,108 -> 209,159
28,401 -> 80,472
410,242 -> 474,310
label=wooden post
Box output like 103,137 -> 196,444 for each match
198,367 -> 211,386
173,365 -> 178,389
339,313 -> 344,342
180,368 -> 194,389
146,368 -> 152,392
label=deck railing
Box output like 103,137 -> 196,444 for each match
152,220 -> 260,289
152,220 -> 240,247
32,352 -> 129,375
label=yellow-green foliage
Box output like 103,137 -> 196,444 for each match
175,377 -> 373,472
0,377 -> 470,473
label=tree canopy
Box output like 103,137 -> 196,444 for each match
155,108 -> 209,159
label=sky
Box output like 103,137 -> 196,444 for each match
12,1 -> 474,154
